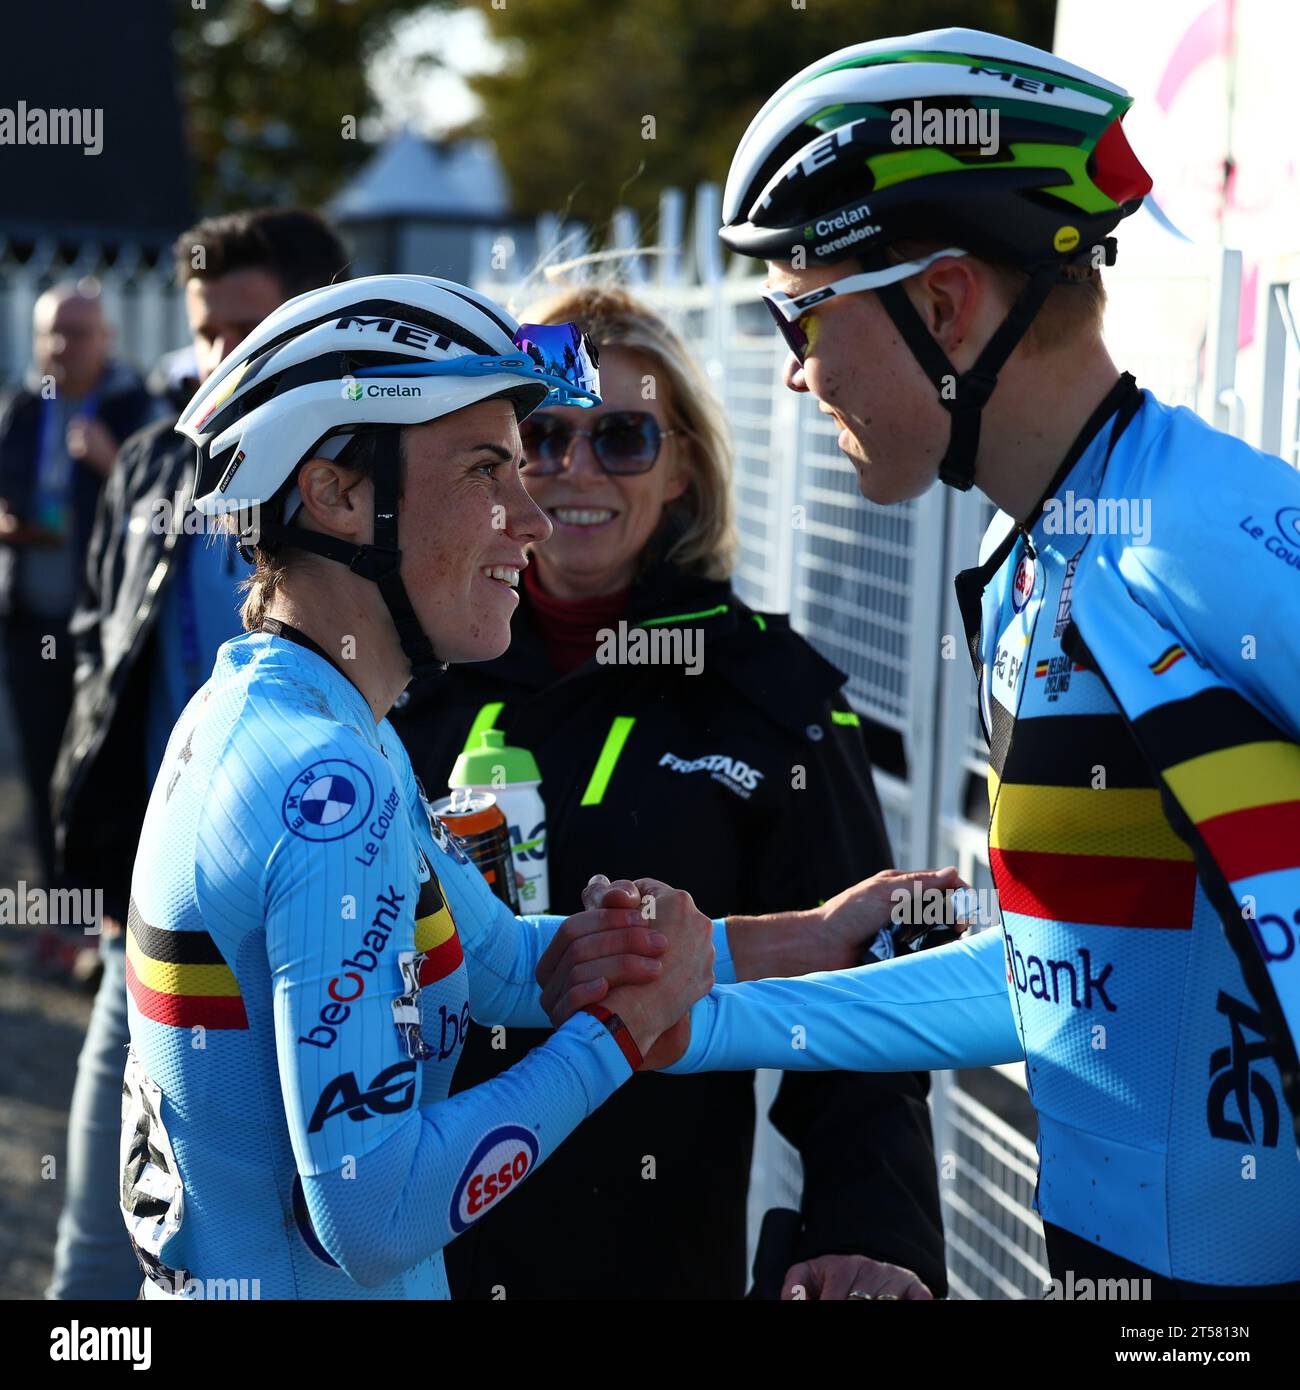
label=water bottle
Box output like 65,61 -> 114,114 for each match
449,729 -> 549,913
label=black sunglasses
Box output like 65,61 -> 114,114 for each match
520,410 -> 679,476
763,297 -> 812,362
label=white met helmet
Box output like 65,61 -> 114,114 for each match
176,273 -> 601,677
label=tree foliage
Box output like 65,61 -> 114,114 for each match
470,0 -> 1057,228
174,0 -> 449,213
172,0 -> 1056,226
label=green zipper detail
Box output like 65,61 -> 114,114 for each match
636,604 -> 729,628
831,709 -> 861,727
751,614 -> 767,632
580,716 -> 637,806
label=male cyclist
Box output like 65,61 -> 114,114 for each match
548,29 -> 1300,1297
121,275 -> 717,1298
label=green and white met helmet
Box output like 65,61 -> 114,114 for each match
722,27 -> 1152,271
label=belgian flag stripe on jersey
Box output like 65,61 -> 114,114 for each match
125,956 -> 250,1029
989,775 -> 1194,861
988,713 -> 1195,929
1164,741 -> 1300,821
125,901 -> 248,1029
413,871 -> 463,985
126,902 -> 231,965
1133,692 -> 1300,885
989,848 -> 1196,928
989,712 -> 1155,787
1190,798 -> 1300,884
1149,644 -> 1186,674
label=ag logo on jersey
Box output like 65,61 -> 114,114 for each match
283,759 -> 375,842
449,1125 -> 540,1233
307,1060 -> 417,1133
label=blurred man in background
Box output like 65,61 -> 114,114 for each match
0,283 -> 154,921
46,207 -> 350,1299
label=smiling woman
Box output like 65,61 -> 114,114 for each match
115,275 -> 730,1302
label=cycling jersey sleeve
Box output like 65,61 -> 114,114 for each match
264,740 -> 633,1288
664,925 -> 1022,1075
1122,420 -> 1300,741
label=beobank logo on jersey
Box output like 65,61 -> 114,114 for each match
449,1125 -> 540,1233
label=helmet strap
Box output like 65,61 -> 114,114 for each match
874,261 -> 1059,491
255,429 -> 447,682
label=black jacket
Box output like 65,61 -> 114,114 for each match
0,366 -> 155,619
391,560 -> 947,1299
51,416 -> 194,922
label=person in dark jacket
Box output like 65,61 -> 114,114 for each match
0,281 -> 155,898
45,208 -> 351,1300
391,283 -> 950,1300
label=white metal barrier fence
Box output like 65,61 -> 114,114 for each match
0,240 -> 188,388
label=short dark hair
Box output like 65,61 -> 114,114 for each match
173,207 -> 350,299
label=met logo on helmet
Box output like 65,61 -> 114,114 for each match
449,1125 -> 540,1232
757,117 -> 868,211
334,315 -> 452,353
968,65 -> 1060,96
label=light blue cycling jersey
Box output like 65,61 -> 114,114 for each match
121,630 -> 647,1299
669,381 -> 1300,1287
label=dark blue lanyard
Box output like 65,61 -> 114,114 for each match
175,534 -> 201,690
35,388 -> 101,496
175,531 -> 237,693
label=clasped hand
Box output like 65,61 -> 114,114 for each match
536,875 -> 713,1070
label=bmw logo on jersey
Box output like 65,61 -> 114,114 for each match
283,759 -> 375,842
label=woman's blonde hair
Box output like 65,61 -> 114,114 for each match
526,283 -> 738,581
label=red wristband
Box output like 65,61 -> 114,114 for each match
583,1003 -> 643,1071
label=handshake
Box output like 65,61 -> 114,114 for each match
536,875 -> 714,1070
534,864 -> 970,1070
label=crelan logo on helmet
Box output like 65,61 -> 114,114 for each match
341,375 -> 421,401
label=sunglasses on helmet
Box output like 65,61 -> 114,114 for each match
355,321 -> 602,407
519,410 -> 680,476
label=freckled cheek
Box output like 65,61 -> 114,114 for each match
404,533 -> 472,604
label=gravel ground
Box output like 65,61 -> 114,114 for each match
0,675 -> 94,1302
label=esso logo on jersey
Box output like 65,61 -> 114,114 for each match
449,1125 -> 539,1233
1011,552 -> 1036,613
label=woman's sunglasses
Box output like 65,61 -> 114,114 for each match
520,410 -> 680,476
762,247 -> 967,362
